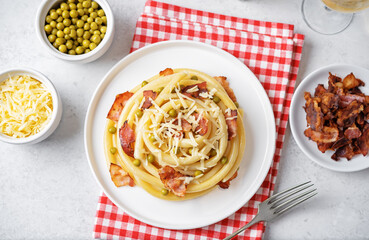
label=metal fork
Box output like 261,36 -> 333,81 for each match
223,181 -> 317,240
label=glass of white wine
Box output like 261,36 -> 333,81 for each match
302,0 -> 369,35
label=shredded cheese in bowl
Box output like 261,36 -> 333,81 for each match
0,75 -> 53,138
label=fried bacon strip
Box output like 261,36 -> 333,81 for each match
107,92 -> 134,122
173,119 -> 192,132
110,163 -> 135,187
119,121 -> 135,157
214,76 -> 237,102
159,68 -> 174,76
218,171 -> 238,189
181,82 -> 208,99
158,166 -> 187,197
303,72 -> 369,160
142,90 -> 158,109
225,110 -> 238,140
193,113 -> 208,136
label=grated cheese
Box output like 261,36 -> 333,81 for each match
0,75 -> 53,138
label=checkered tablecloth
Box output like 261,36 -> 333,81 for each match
93,1 -> 304,239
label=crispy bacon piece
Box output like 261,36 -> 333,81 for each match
304,127 -> 339,143
159,68 -> 174,76
218,171 -> 238,189
357,123 -> 369,156
214,76 -> 237,102
225,110 -> 238,140
193,113 -> 208,136
107,92 -> 134,122
304,92 -> 324,131
158,166 -> 187,197
119,121 -> 135,157
343,73 -> 364,89
344,124 -> 362,140
142,90 -> 158,109
303,72 -> 369,160
110,163 -> 135,187
181,82 -> 208,99
173,119 -> 192,132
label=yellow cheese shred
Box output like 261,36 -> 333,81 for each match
0,75 -> 53,138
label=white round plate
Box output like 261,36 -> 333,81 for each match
84,40 -> 276,229
290,64 -> 369,172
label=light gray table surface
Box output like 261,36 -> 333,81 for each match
1,0 -> 369,239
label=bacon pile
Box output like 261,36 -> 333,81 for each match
303,72 -> 369,160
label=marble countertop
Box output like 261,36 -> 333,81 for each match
1,0 -> 369,239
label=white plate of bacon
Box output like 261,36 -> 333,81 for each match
290,64 -> 369,172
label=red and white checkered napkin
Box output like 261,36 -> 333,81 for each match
94,1 -> 304,239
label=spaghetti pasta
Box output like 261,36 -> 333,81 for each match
104,68 -> 246,200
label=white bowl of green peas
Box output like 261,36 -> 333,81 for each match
36,0 -> 114,63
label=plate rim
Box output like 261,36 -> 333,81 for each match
84,40 -> 276,229
290,63 -> 369,172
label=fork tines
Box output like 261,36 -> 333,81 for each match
268,181 -> 317,215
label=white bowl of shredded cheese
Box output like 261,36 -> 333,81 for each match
0,68 -> 62,144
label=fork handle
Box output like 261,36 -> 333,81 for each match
223,216 -> 262,240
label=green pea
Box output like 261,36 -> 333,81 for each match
69,49 -> 76,55
64,35 -> 71,40
90,22 -> 98,30
56,30 -> 64,38
87,17 -> 94,23
45,15 -> 52,23
168,109 -> 177,118
53,41 -> 59,48
188,148 -> 193,155
135,109 -> 143,118
147,153 -> 155,163
55,37 -> 65,46
191,75 -> 198,80
84,22 -> 90,30
69,29 -> 77,38
63,18 -> 71,27
100,26 -> 107,33
102,16 -> 107,24
221,156 -> 228,164
76,3 -> 83,9
90,12 -> 98,19
56,8 -> 62,15
64,27 -> 71,35
213,95 -> 221,103
108,126 -> 116,134
89,42 -> 97,50
59,44 -> 67,53
82,0 -> 91,8
62,10 -> 70,18
88,7 -> 94,13
66,40 -> 73,49
157,87 -> 164,93
76,20 -> 84,28
50,20 -> 57,28
71,17 -> 78,24
85,49 -> 90,53
149,134 -> 156,142
70,9 -> 78,18
194,170 -> 203,176
91,34 -> 101,43
161,189 -> 169,196
56,16 -> 63,23
69,3 -> 77,10
44,25 -> 52,33
95,17 -> 103,25
141,81 -> 148,87
51,28 -> 58,36
133,159 -> 141,167
76,46 -> 85,54
82,39 -> 90,48
77,8 -> 84,16
50,12 -> 58,20
93,30 -> 100,35
100,33 -> 105,39
97,9 -> 105,17
209,148 -> 217,157
60,3 -> 69,10
48,34 -> 56,43
110,147 -> 117,154
91,1 -> 99,9
234,102 -> 239,108
77,37 -> 83,43
83,31 -> 91,39
56,22 -> 64,30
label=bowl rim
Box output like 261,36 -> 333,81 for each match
0,68 -> 62,144
35,0 -> 114,62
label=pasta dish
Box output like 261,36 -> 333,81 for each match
104,68 -> 245,200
